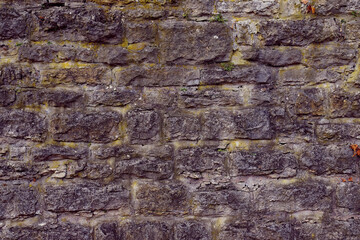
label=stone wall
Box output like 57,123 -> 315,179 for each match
0,0 -> 360,239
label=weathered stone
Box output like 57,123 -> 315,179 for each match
217,0 -> 279,16
51,111 -> 121,143
0,87 -> 15,106
44,181 -> 130,212
93,145 -> 134,160
32,8 -> 123,44
315,123 -> 360,142
336,183 -> 360,212
294,88 -> 325,116
124,7 -> 166,20
300,144 -> 357,175
193,189 -> 251,216
278,66 -> 343,86
230,149 -> 297,176
126,110 -> 161,144
202,110 -> 236,140
256,179 -> 333,212
260,19 -> 343,46
244,47 -> 302,67
304,44 -> 357,69
118,220 -> 173,240
135,180 -> 189,215
16,89 -> 84,108
75,161 -> 113,179
0,64 -> 40,87
126,22 -> 156,43
0,109 -> 47,141
31,144 -> 88,162
345,19 -> 360,41
0,8 -> 29,40
0,161 -> 39,180
234,20 -> 259,45
41,67 -> 111,86
174,220 -> 212,240
114,65 -> 200,87
93,46 -> 128,65
233,108 -> 274,139
313,0 -> 360,15
178,86 -> 243,108
115,145 -> 173,180
18,44 -> 58,62
137,87 -> 178,110
4,223 -> 92,240
176,147 -> 227,179
159,21 -> 232,64
0,183 -> 38,220
200,65 -> 274,85
164,112 -> 201,140
89,87 -> 138,107
181,0 -> 215,17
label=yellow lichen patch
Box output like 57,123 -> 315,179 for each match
280,178 -> 298,185
227,140 -> 251,152
231,51 -> 250,65
0,56 -> 17,64
127,42 -> 147,51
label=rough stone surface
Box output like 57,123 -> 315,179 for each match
1,1 -> 360,239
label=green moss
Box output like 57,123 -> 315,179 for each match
220,62 -> 235,71
211,14 -> 227,23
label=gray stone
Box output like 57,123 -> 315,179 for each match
0,87 -> 15,106
0,183 -> 38,220
126,110 -> 161,144
260,19 -> 343,46
31,144 -> 88,162
174,220 -> 211,240
159,21 -> 232,64
181,0 -> 216,17
31,7 -> 123,44
126,22 -> 156,43
300,144 -> 358,175
0,109 -> 47,141
217,0 -> 279,16
244,48 -> 302,67
118,220 -> 173,240
164,113 -> 201,140
0,64 -> 40,87
336,183 -> 360,212
16,89 -> 84,108
0,8 -> 29,40
115,65 -> 200,87
176,147 -> 227,179
200,65 -> 274,85
51,111 -> 121,143
89,87 -> 138,107
230,149 -> 297,176
135,180 -> 189,215
304,44 -> 357,69
44,181 -> 130,212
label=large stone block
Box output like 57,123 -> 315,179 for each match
0,8 -> 29,40
31,144 -> 89,162
0,64 -> 40,87
126,21 -> 156,44
255,179 -> 333,212
115,145 -> 173,180
259,19 -> 343,46
114,65 -> 200,87
0,183 -> 38,220
3,223 -> 92,240
16,89 -> 85,108
95,220 -> 173,240
44,181 -> 130,213
229,149 -> 297,176
31,7 -> 122,43
174,220 -> 212,240
159,21 -> 232,64
217,0 -> 279,16
40,67 -> 111,86
304,44 -> 357,69
51,111 -> 121,143
0,109 -> 47,141
200,65 -> 274,85
164,113 -> 201,140
126,110 -> 161,144
336,183 -> 360,212
178,86 -> 244,108
175,147 -> 227,179
89,87 -> 139,107
135,180 -> 190,215
0,87 -> 15,106
243,47 -> 302,67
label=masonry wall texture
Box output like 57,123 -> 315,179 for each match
0,0 -> 360,239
